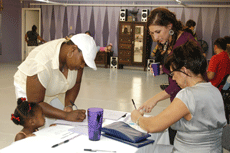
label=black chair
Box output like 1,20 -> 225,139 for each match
219,74 -> 230,124
217,74 -> 230,90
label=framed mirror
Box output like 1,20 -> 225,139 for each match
133,25 -> 144,63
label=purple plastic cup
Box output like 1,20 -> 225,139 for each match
87,107 -> 104,141
151,63 -> 160,76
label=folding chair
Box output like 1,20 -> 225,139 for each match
220,74 -> 230,124
222,124 -> 230,151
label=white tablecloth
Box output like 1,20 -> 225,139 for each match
0,111 -> 171,153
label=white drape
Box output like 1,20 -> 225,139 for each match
219,8 -> 230,38
168,8 -> 183,21
191,8 -> 200,32
66,6 -> 72,35
86,6 -> 93,33
99,7 -> 107,47
54,5 -> 65,39
80,6 -> 88,33
107,6 -> 113,46
202,8 -> 217,59
72,6 -> 79,34
94,6 -> 102,46
42,5 -> 52,41
110,7 -> 120,56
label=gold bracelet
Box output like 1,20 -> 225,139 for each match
136,116 -> 141,126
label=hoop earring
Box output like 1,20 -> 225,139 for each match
169,29 -> 174,36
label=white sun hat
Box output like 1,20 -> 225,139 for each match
71,33 -> 97,70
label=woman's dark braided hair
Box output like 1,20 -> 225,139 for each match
11,98 -> 40,126
147,8 -> 183,51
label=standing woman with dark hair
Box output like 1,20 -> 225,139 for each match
25,25 -> 46,57
184,19 -> 197,40
137,7 -> 197,144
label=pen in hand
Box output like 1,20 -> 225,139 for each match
132,99 -> 137,110
70,100 -> 78,110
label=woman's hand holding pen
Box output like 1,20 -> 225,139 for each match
131,99 -> 144,125
64,105 -> 73,112
138,98 -> 158,113
65,109 -> 86,122
131,109 -> 144,124
63,101 -> 85,122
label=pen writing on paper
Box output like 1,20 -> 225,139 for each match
52,134 -> 80,148
122,113 -> 127,117
70,100 -> 78,110
132,99 -> 137,110
84,149 -> 116,153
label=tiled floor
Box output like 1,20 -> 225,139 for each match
0,62 -> 229,153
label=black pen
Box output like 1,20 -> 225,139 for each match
52,135 -> 79,148
84,149 -> 116,152
70,100 -> 78,110
132,99 -> 137,110
52,139 -> 69,148
122,113 -> 127,117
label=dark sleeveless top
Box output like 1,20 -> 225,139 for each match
27,31 -> 39,46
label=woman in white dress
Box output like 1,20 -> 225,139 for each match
14,34 -> 97,126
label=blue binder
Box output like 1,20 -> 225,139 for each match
102,121 -> 155,148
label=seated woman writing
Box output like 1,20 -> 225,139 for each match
131,40 -> 227,153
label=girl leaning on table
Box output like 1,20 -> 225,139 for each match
11,97 -> 45,141
131,40 -> 227,153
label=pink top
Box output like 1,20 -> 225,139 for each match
100,47 -> 106,51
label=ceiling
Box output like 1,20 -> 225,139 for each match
20,0 -> 230,3
21,0 -> 230,1
22,0 -> 230,7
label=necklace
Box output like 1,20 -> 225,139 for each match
163,41 -> 168,51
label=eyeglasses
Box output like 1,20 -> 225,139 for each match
169,70 -> 191,77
